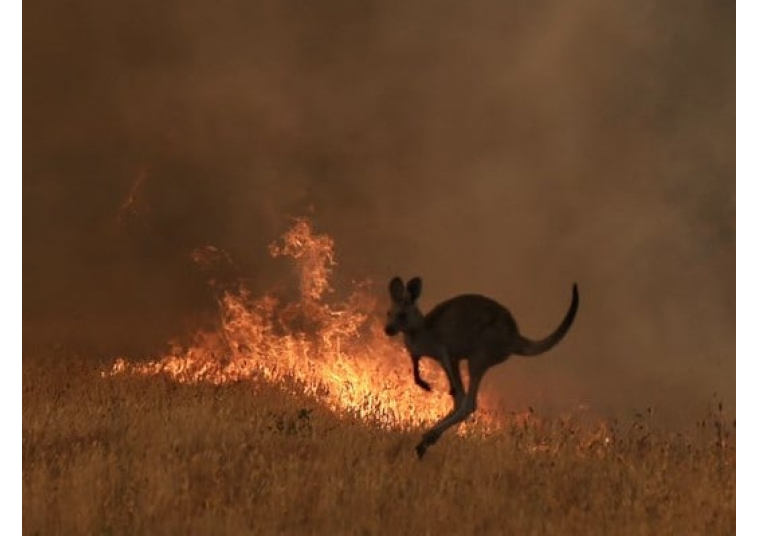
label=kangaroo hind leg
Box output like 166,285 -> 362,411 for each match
415,358 -> 487,459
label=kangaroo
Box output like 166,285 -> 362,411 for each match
384,276 -> 579,459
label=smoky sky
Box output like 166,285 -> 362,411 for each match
24,0 -> 735,423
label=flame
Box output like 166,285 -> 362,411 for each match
106,217 -> 508,433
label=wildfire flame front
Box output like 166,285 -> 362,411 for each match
106,217 -> 505,433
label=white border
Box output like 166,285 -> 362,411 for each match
6,0 -> 22,532
737,1 -> 753,533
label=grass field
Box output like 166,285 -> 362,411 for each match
22,221 -> 735,534
23,351 -> 735,536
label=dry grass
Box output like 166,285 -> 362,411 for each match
23,353 -> 735,536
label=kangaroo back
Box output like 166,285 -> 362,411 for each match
513,284 -> 579,357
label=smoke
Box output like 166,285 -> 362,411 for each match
24,0 -> 735,423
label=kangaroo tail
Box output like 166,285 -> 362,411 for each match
514,283 -> 579,357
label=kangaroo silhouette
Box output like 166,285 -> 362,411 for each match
384,276 -> 579,459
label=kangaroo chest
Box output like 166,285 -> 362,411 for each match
403,331 -> 448,362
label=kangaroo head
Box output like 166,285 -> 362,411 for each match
384,276 -> 425,336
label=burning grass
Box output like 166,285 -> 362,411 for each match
104,217 -> 504,432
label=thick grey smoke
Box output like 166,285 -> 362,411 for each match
24,0 -> 735,423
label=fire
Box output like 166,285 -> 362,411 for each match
106,217 -> 507,433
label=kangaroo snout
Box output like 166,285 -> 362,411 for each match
384,324 -> 399,336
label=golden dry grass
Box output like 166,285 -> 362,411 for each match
23,353 -> 735,536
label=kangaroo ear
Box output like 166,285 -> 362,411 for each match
406,277 -> 422,302
388,277 -> 405,303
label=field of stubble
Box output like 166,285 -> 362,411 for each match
23,353 -> 735,536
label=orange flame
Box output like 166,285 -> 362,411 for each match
106,217 -> 508,433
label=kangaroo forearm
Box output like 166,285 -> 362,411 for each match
411,355 -> 431,391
